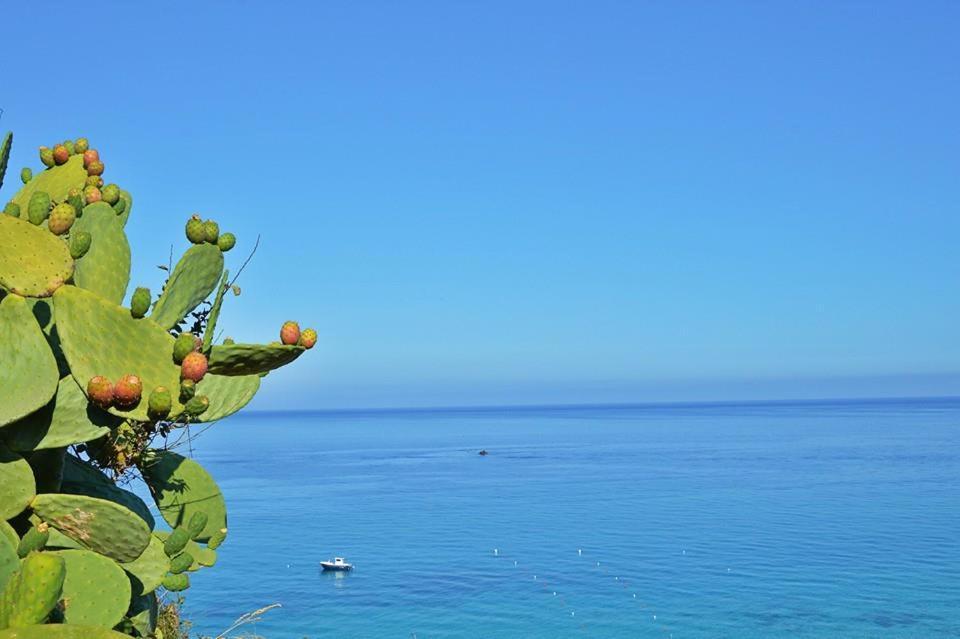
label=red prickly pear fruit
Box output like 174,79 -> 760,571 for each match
48,203 -> 77,236
87,160 -> 105,176
185,215 -> 206,244
52,145 -> 69,165
83,185 -> 102,204
114,374 -> 143,409
299,328 -> 317,349
181,351 -> 208,383
172,332 -> 200,363
85,175 -> 103,188
82,149 -> 99,168
280,321 -> 300,345
87,376 -> 115,409
39,146 -> 55,168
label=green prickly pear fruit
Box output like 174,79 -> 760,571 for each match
169,552 -> 194,575
162,572 -> 190,592
114,374 -> 143,409
113,197 -> 127,215
101,183 -> 120,204
163,527 -> 190,556
4,201 -> 20,217
217,232 -> 236,252
83,185 -> 102,204
82,148 -> 99,168
85,175 -> 104,188
187,512 -> 209,540
70,230 -> 92,259
280,321 -> 301,345
48,202 -> 77,235
207,528 -> 227,550
185,214 -> 206,243
130,286 -> 151,318
64,139 -> 76,155
148,386 -> 173,419
300,328 -> 318,349
27,191 -> 51,225
184,394 -> 209,416
231,285 -> 241,296
173,332 -> 200,363
179,379 -> 196,402
87,375 -> 115,408
87,159 -> 105,176
20,167 -> 32,183
223,337 -> 235,345
0,550 -> 66,626
203,219 -> 219,243
39,146 -> 55,167
75,137 -> 89,153
66,187 -> 84,212
52,144 -> 69,165
17,523 -> 50,558
180,351 -> 208,382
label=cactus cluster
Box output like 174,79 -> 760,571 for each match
0,132 -> 316,638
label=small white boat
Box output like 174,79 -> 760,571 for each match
321,557 -> 353,572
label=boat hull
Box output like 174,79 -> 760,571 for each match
321,562 -> 353,572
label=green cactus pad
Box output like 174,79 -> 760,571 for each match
60,457 -> 154,530
0,551 -> 65,629
121,535 -> 168,596
0,524 -> 17,553
0,444 -> 36,520
10,155 -> 87,218
115,189 -> 132,227
206,342 -> 305,376
0,132 -> 10,193
0,296 -> 59,428
0,534 -> 17,594
140,451 -> 226,543
150,243 -> 224,330
0,216 -> 73,299
52,285 -> 186,421
71,202 -> 131,305
0,626 -> 134,639
52,549 -> 130,629
2,377 -> 116,452
29,494 -> 150,563
194,372 -> 261,423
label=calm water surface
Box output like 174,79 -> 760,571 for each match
175,399 -> 960,638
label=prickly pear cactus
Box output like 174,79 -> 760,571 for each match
0,132 -> 316,636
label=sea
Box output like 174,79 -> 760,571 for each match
176,399 -> 960,638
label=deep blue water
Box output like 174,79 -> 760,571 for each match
176,399 -> 960,638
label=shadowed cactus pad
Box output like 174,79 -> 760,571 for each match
60,457 -> 155,531
52,549 -> 131,629
0,217 -> 74,298
207,342 -> 305,376
0,444 -> 36,521
29,494 -> 150,562
0,295 -> 59,427
71,203 -> 131,305
140,451 -> 225,543
150,243 -> 223,330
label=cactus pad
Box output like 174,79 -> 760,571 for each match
194,372 -> 261,422
29,494 -> 150,562
0,552 -> 65,629
150,243 -> 224,330
0,534 -> 16,594
126,592 -> 158,637
121,535 -> 168,596
52,549 -> 130,628
71,203 -> 131,305
10,155 -> 87,217
0,444 -> 36,520
0,626 -> 133,639
207,342 -> 305,376
2,377 -> 116,452
115,189 -> 133,227
0,217 -> 73,299
52,285 -> 186,421
0,132 -> 10,192
0,296 -> 59,428
61,456 -> 154,530
0,524 -> 17,553
140,451 -> 226,542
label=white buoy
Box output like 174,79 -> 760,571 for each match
682,550 -> 686,555
553,591 -> 557,596
494,548 -> 499,556
571,612 -> 575,617
633,594 -> 636,598
534,575 -> 537,580
596,561 -> 600,566
653,615 -> 657,620
514,560 -> 517,566
578,548 -> 582,556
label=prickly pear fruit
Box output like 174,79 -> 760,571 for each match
113,197 -> 127,215
70,230 -> 92,259
85,175 -> 104,188
179,379 -> 197,402
87,375 -> 114,409
280,321 -> 301,345
39,146 -> 55,167
173,332 -> 200,363
0,550 -> 66,626
101,183 -> 120,204
65,140 -> 76,155
169,552 -> 194,575
87,159 -> 105,176
17,523 -> 50,557
130,287 -> 151,318
164,527 -> 190,557
203,219 -> 219,243
162,572 -> 190,592
148,386 -> 173,419
299,328 -> 318,349
53,144 -> 70,165
114,374 -> 143,409
75,137 -> 89,154
66,187 -> 84,212
4,202 -> 20,217
187,512 -> 209,540
83,148 -> 99,168
20,167 -> 32,183
185,215 -> 206,244
184,395 -> 209,416
207,528 -> 227,550
217,232 -> 236,252
83,185 -> 102,204
28,191 -> 51,225
222,337 -> 235,345
180,351 -> 208,382
48,203 -> 77,235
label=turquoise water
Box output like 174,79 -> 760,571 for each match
179,400 -> 960,638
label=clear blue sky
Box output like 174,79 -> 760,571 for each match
3,2 -> 959,408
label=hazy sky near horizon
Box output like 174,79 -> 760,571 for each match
3,2 -> 959,408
